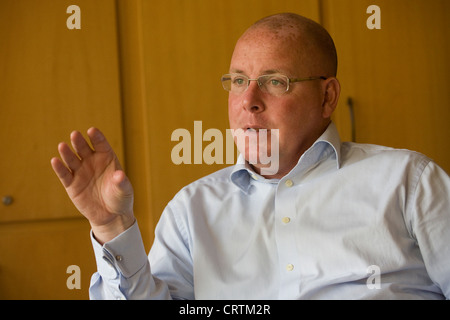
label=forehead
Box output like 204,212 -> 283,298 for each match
230,30 -> 305,75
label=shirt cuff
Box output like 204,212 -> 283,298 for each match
91,221 -> 148,280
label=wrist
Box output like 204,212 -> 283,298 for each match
91,214 -> 136,245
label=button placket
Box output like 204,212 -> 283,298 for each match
274,176 -> 301,298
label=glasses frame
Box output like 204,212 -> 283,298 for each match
221,73 -> 327,96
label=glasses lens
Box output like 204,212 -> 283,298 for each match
221,74 -> 249,94
221,73 -> 291,96
259,74 -> 289,96
221,75 -> 232,91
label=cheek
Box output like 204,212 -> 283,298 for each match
274,100 -> 319,145
276,114 -> 299,147
227,96 -> 240,128
280,90 -> 323,125
273,100 -> 305,129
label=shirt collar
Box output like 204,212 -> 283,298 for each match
307,121 -> 342,170
230,122 -> 342,193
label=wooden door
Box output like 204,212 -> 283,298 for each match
323,0 -> 450,173
0,0 -> 124,299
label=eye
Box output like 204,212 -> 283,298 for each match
270,79 -> 281,86
231,75 -> 247,87
267,76 -> 286,87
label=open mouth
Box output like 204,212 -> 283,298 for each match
245,126 -> 268,132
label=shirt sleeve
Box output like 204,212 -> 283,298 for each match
148,200 -> 195,300
410,161 -> 450,299
89,221 -> 172,300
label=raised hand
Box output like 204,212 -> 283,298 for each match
51,128 -> 135,244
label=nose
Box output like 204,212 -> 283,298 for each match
241,80 -> 266,113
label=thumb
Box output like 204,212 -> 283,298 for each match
112,170 -> 134,197
108,170 -> 134,215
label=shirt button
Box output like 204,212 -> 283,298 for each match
115,255 -> 123,262
286,264 -> 294,271
282,217 -> 291,224
285,179 -> 293,187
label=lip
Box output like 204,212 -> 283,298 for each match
243,124 -> 268,132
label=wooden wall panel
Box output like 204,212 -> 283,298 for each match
323,0 -> 450,173
0,0 -> 123,299
0,0 -> 124,223
0,219 -> 96,299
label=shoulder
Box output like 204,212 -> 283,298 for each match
340,142 -> 431,169
185,165 -> 235,189
170,165 -> 238,204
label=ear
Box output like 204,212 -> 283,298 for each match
321,77 -> 340,119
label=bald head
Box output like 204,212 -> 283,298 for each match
239,13 -> 338,77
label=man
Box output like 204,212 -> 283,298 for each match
51,13 -> 450,299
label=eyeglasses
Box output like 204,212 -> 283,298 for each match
221,73 -> 327,96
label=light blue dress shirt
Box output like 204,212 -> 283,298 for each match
90,123 -> 450,300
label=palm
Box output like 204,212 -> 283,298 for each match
51,128 -> 134,228
68,150 -> 131,226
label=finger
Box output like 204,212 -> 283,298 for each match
87,127 -> 113,154
87,127 -> 124,171
58,142 -> 82,172
70,130 -> 93,159
50,157 -> 74,188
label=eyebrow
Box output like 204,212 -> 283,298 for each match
229,69 -> 285,75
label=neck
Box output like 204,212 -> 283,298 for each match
253,121 -> 331,179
